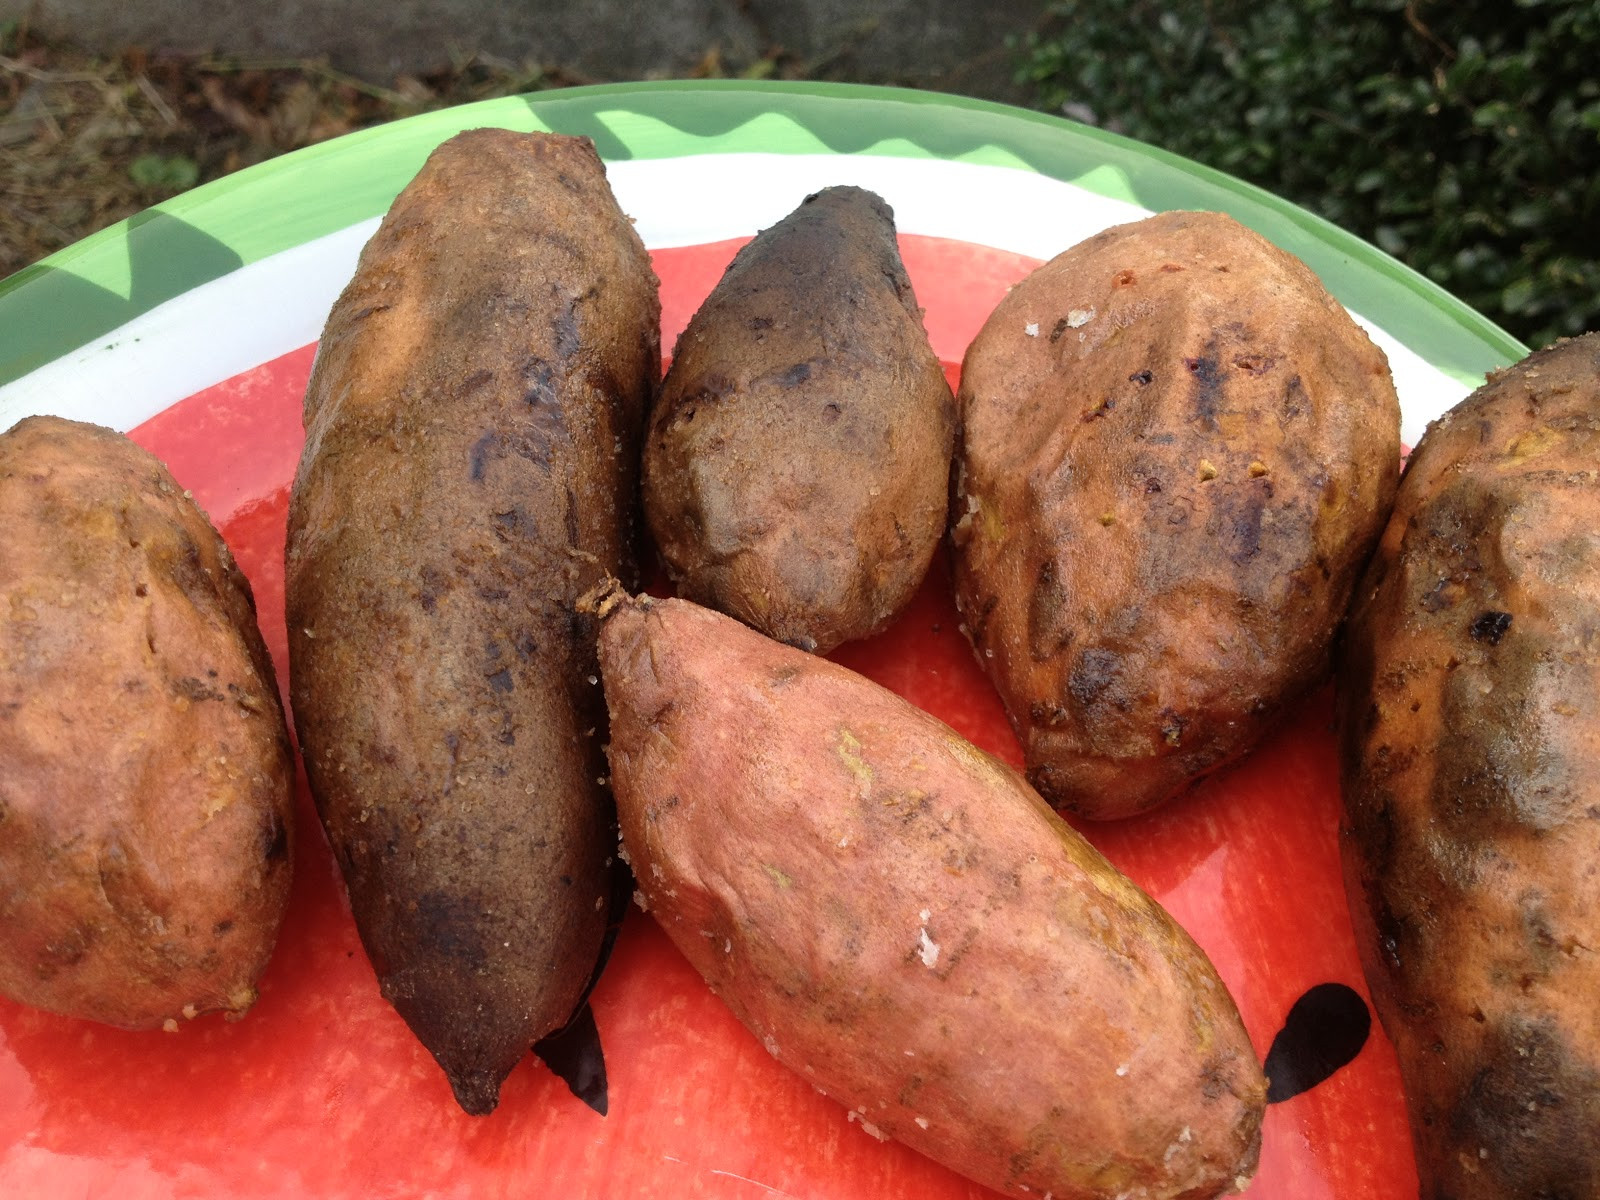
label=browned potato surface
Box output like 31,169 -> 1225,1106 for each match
643,185 -> 955,653
0,415 -> 294,1029
596,589 -> 1265,1200
1338,333 -> 1600,1198
286,129 -> 659,1115
953,210 -> 1400,819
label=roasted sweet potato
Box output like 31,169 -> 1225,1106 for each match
952,210 -> 1400,819
595,588 -> 1265,1200
643,185 -> 955,653
286,129 -> 659,1115
0,415 -> 294,1029
1338,333 -> 1600,1198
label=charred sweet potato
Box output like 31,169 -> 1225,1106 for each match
1338,333 -> 1600,1198
952,210 -> 1400,819
595,589 -> 1265,1200
286,129 -> 659,1115
643,185 -> 955,653
0,416 -> 294,1029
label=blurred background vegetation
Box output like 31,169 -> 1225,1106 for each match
1018,0 -> 1600,350
3,0 -> 1597,348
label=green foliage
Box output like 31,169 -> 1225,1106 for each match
1017,0 -> 1600,349
128,153 -> 200,192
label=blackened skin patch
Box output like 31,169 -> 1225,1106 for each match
1264,982 -> 1372,1103
1186,346 -> 1224,429
260,808 -> 290,863
1469,610 -> 1513,644
412,890 -> 488,972
469,430 -> 499,482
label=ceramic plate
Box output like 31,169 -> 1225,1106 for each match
0,81 -> 1526,1200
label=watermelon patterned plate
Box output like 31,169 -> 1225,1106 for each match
0,81 -> 1526,1200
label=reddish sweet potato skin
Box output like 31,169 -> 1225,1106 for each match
286,129 -> 659,1114
1338,334 -> 1600,1199
597,592 -> 1265,1200
953,210 -> 1400,819
643,185 -> 956,653
0,416 -> 294,1030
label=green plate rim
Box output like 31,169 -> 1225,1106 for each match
0,79 -> 1526,392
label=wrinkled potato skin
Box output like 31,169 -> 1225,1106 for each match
0,416 -> 294,1029
286,130 -> 659,1115
643,186 -> 955,653
1338,334 -> 1600,1199
598,593 -> 1265,1200
953,211 -> 1399,819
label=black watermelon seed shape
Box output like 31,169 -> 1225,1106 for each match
534,1000 -> 609,1115
530,849 -> 633,1116
1264,982 -> 1372,1104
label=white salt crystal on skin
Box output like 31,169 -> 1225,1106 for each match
1024,322 -> 1040,337
918,928 -> 940,968
848,1112 -> 889,1142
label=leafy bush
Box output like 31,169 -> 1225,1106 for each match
1017,0 -> 1600,349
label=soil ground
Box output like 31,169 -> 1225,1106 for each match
0,22 -> 862,281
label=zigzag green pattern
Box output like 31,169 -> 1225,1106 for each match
0,81 -> 1523,391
